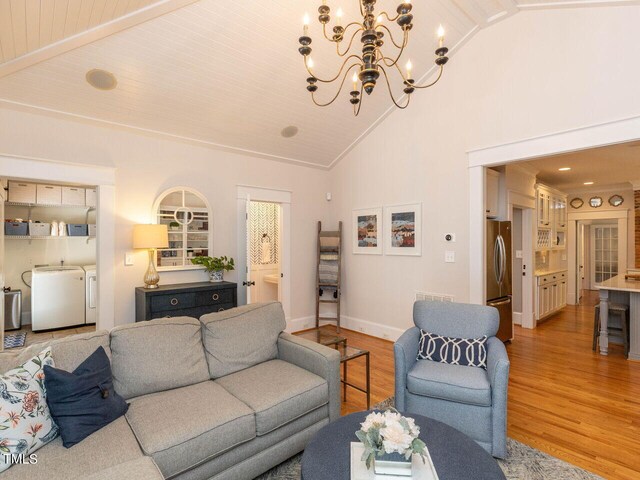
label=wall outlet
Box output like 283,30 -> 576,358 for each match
125,252 -> 135,266
445,251 -> 455,263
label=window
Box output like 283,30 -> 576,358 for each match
153,187 -> 211,270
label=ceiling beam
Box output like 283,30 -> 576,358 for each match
0,0 -> 198,79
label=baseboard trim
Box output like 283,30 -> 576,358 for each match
287,314 -> 405,342
512,312 -> 522,326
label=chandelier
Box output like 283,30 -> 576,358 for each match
298,0 -> 449,116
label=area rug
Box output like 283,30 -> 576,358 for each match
256,397 -> 602,480
3,332 -> 26,349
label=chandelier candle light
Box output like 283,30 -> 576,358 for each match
298,0 -> 449,116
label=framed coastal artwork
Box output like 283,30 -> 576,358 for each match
352,208 -> 383,255
384,203 -> 422,256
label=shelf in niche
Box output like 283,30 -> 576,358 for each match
6,201 -> 95,209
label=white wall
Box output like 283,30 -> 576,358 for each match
0,109 -> 330,325
328,6 -> 640,336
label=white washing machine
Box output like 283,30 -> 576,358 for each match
83,265 -> 97,325
31,266 -> 86,331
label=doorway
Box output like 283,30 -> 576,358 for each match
590,224 -> 619,288
247,201 -> 282,305
236,185 -> 291,321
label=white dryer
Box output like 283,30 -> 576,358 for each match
31,266 -> 86,331
83,265 -> 97,325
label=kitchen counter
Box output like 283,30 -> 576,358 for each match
596,274 -> 640,360
535,268 -> 568,277
596,275 -> 640,293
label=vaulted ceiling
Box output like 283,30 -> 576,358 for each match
0,0 -> 637,168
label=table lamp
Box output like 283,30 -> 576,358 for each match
133,224 -> 169,289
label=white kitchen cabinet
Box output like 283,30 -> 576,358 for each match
485,169 -> 500,219
535,270 -> 568,320
536,185 -> 567,251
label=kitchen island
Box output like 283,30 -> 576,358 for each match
596,275 -> 640,360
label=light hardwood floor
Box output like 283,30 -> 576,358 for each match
327,291 -> 640,480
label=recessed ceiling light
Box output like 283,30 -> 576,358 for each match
558,167 -> 571,171
584,181 -> 594,185
281,126 -> 299,138
86,69 -> 117,90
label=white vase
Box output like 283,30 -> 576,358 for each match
209,270 -> 224,282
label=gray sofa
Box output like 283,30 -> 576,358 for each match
394,301 -> 510,459
0,302 -> 340,480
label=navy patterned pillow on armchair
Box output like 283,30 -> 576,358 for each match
417,330 -> 488,369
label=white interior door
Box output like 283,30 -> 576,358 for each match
590,224 -> 618,289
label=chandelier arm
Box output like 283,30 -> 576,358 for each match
322,22 -> 363,43
379,65 -> 411,109
412,66 -> 444,89
377,11 -> 400,23
311,63 -> 362,107
305,54 -> 362,83
375,29 -> 408,68
375,24 -> 405,49
337,27 -> 364,56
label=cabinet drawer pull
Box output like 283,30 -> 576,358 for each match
218,307 -> 225,312
170,298 -> 179,306
212,293 -> 219,301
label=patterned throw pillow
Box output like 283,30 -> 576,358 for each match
0,347 -> 59,473
417,330 -> 488,369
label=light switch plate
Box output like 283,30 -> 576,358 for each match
125,252 -> 135,266
445,251 -> 455,263
515,250 -> 523,259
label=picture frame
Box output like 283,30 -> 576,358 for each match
384,203 -> 422,256
352,208 -> 383,255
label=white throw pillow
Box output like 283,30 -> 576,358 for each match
0,347 -> 59,473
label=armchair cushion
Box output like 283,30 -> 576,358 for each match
417,330 -> 488,369
407,360 -> 492,407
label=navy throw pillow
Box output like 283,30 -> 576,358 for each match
417,330 -> 488,369
44,346 -> 129,448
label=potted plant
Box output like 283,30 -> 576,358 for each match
356,408 -> 427,476
191,256 -> 235,282
169,221 -> 180,231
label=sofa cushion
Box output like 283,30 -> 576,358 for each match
0,330 -> 110,374
44,346 -> 129,448
126,380 -> 255,478
215,359 -> 328,436
84,457 -> 163,480
110,316 -> 209,399
407,359 -> 492,407
1,416 -> 143,480
200,302 -> 286,378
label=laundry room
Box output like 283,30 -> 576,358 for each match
3,179 -> 97,347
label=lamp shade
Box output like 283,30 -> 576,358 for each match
133,224 -> 169,249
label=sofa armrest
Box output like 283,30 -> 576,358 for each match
277,332 -> 341,422
486,336 -> 510,458
393,327 -> 420,411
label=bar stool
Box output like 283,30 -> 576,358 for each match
593,303 -> 630,357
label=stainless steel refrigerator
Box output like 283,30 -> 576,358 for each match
486,220 -> 513,342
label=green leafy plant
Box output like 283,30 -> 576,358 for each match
191,256 -> 235,272
169,221 -> 180,229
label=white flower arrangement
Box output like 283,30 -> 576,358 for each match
355,408 -> 427,469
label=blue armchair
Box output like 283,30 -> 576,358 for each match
394,301 -> 510,459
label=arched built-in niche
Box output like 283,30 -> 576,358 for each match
152,187 -> 212,270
